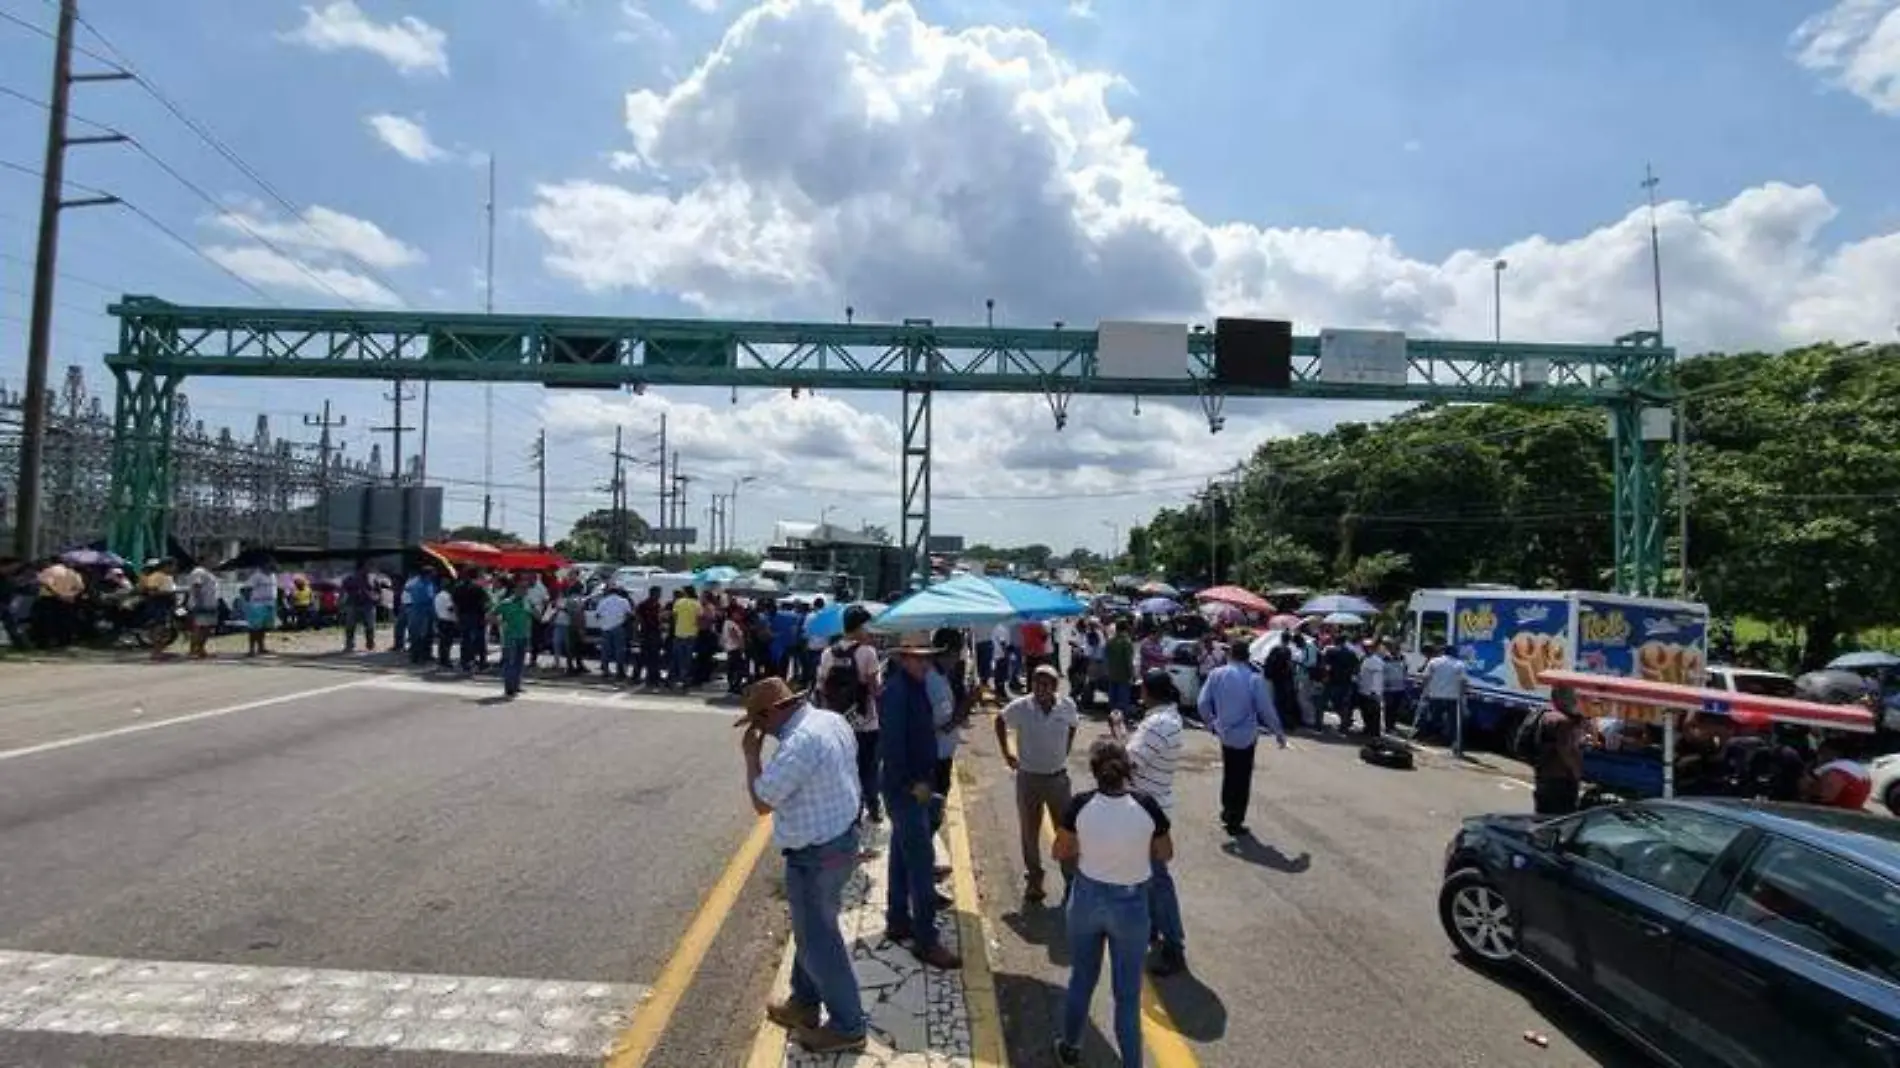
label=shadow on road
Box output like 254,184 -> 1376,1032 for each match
1219,832 -> 1313,874
1454,957 -> 1652,1068
1000,902 -> 1071,967
1150,966 -> 1228,1041
992,970 -> 1120,1067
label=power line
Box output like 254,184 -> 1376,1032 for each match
0,6 -> 119,67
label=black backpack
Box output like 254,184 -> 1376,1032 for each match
824,640 -> 867,718
1511,711 -> 1547,763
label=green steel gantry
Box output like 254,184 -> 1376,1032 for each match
102,296 -> 1677,593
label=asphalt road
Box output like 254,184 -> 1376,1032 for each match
963,705 -> 1653,1068
0,654 -> 786,1068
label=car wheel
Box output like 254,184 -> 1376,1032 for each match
1438,868 -> 1518,968
1885,781 -> 1900,818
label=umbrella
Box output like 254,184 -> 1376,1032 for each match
1267,613 -> 1304,631
1795,669 -> 1876,705
1201,601 -> 1246,624
693,565 -> 741,586
1196,585 -> 1272,614
1138,581 -> 1179,598
1137,597 -> 1180,615
1248,628 -> 1296,664
1322,611 -> 1366,627
869,575 -> 1088,632
804,600 -> 889,641
1299,594 -> 1377,616
60,548 -> 125,569
1826,651 -> 1900,671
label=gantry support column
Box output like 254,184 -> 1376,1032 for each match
107,366 -> 180,566
898,326 -> 937,592
1608,331 -> 1673,597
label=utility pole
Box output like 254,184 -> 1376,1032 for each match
371,381 -> 416,486
672,455 -> 690,566
608,425 -> 626,561
302,400 -> 347,549
1643,163 -> 1688,596
480,153 -> 497,531
529,427 -> 547,547
655,413 -> 669,559
14,0 -> 129,559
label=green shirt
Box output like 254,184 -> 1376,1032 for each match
495,595 -> 534,642
1105,634 -> 1135,684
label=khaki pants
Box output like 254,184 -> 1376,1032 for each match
1015,769 -> 1074,884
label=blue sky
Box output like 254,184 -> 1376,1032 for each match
3,0 -> 1898,552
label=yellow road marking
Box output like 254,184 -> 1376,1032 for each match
946,772 -> 1009,1068
1036,809 -> 1201,1068
605,815 -> 775,1068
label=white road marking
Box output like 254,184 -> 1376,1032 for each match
0,949 -> 642,1057
0,680 -> 375,764
363,677 -> 738,717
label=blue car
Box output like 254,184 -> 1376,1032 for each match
1439,799 -> 1900,1066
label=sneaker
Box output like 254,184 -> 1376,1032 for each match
764,999 -> 820,1031
1054,1039 -> 1082,1066
793,1026 -> 867,1055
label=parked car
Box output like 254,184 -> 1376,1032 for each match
1439,798 -> 1900,1066
1870,753 -> 1900,817
1159,636 -> 1205,713
1705,664 -> 1799,698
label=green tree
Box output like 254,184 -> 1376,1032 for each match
443,525 -> 523,546
553,508 -> 649,562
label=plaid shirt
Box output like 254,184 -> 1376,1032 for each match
752,704 -> 862,851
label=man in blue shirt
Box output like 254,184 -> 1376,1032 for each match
1197,640 -> 1286,836
403,569 -> 437,665
880,634 -> 963,970
740,676 -> 867,1055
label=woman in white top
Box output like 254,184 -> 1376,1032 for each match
1051,739 -> 1171,1068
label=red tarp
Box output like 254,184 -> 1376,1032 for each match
1539,669 -> 1876,734
422,541 -> 570,573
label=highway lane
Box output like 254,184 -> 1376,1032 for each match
963,712 -> 1652,1068
0,661 -> 785,1067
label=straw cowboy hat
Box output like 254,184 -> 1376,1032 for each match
893,631 -> 942,656
736,676 -> 806,726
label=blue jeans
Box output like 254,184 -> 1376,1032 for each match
406,609 -> 433,663
459,617 -> 487,671
784,828 -> 866,1037
1148,858 -> 1184,952
671,637 -> 694,688
1107,682 -> 1133,714
1063,873 -> 1149,1068
882,789 -> 939,950
500,636 -> 528,694
600,626 -> 626,676
343,603 -> 376,650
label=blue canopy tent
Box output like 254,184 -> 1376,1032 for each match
868,575 -> 1088,632
804,600 -> 890,641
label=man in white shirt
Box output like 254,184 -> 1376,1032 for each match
816,606 -> 884,822
1355,642 -> 1388,737
1111,669 -> 1188,975
595,586 -> 634,679
432,584 -> 457,669
524,575 -> 552,668
1418,644 -> 1469,743
994,665 -> 1079,903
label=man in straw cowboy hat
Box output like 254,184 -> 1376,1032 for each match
878,632 -> 964,970
737,675 -> 868,1054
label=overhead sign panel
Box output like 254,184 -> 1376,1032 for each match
1319,328 -> 1408,386
637,527 -> 698,545
1213,318 -> 1292,388
1095,321 -> 1188,380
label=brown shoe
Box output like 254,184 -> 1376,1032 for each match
793,1025 -> 867,1054
765,999 -> 821,1031
912,943 -> 963,970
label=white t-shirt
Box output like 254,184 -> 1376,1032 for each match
1060,789 -> 1169,887
990,623 -> 1010,649
1422,655 -> 1468,700
1126,707 -> 1184,812
1357,653 -> 1386,696
595,592 -> 633,630
434,589 -> 456,622
246,571 -> 277,601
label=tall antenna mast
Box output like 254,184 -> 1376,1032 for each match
481,153 -> 497,529
1642,163 -> 1664,340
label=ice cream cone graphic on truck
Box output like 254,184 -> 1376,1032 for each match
1508,633 -> 1567,689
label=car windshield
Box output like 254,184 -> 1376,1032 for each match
1731,674 -> 1797,698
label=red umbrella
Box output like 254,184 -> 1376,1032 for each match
1196,585 -> 1272,614
1267,613 -> 1304,631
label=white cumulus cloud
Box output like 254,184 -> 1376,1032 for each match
282,1 -> 450,77
1793,0 -> 1900,115
211,204 -> 424,271
201,245 -> 403,307
366,113 -> 448,163
529,0 -> 1900,356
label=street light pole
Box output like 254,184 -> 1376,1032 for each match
729,475 -> 757,553
1492,259 -> 1507,345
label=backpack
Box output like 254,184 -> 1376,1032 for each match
1359,736 -> 1416,770
824,640 -> 868,719
1511,711 -> 1547,763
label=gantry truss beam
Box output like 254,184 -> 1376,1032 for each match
99,297 -> 1677,596
105,297 -> 1673,402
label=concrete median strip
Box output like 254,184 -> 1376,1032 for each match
0,949 -> 642,1057
745,776 -> 1006,1067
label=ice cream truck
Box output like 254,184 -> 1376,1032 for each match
1400,588 -> 1711,750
